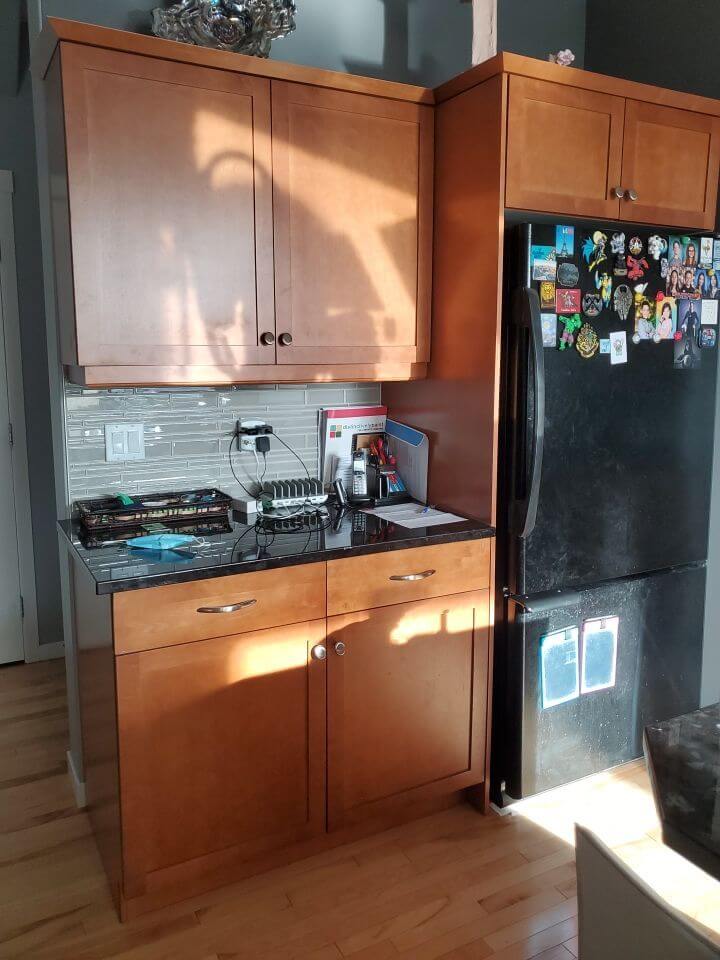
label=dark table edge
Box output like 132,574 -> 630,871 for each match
58,520 -> 495,596
643,727 -> 720,883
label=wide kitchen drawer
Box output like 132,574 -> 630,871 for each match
326,539 -> 490,616
113,563 -> 326,654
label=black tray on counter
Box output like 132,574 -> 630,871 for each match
75,488 -> 233,531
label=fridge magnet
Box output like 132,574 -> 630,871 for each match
699,327 -> 717,349
582,292 -> 601,318
541,313 -> 558,347
628,236 -> 643,256
600,339 -> 611,354
696,270 -> 709,297
609,331 -> 628,365
556,287 -> 581,313
655,295 -> 677,340
540,627 -> 579,709
634,294 -> 656,341
611,232 -> 626,256
557,262 -> 579,287
647,235 -> 667,261
556,224 -> 575,258
613,283 -> 632,322
595,271 -> 613,308
531,244 -> 557,281
701,298 -> 719,326
700,236 -> 714,269
713,238 -> 720,269
669,236 -> 686,272
580,617 -> 619,694
679,298 -> 701,337
626,253 -> 649,281
684,240 -> 699,269
539,281 -> 556,310
674,330 -> 701,369
708,271 -> 720,300
666,266 -> 681,297
558,313 -> 582,350
576,322 -> 599,359
581,231 -> 608,273
660,257 -> 669,280
677,267 -> 699,299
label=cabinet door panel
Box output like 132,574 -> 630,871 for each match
61,44 -> 275,366
117,620 -> 326,897
272,81 -> 432,365
327,591 -> 489,830
506,75 -> 624,219
620,99 -> 720,229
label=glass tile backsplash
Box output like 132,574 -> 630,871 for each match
64,382 -> 381,504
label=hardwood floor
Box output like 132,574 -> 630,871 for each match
2,659 -> 719,959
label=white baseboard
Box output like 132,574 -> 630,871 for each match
66,749 -> 87,808
25,640 -> 65,663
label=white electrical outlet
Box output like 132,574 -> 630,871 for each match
240,435 -> 258,452
105,423 -> 145,462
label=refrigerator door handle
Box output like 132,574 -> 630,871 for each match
513,286 -> 545,540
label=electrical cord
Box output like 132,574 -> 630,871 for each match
227,433 -> 260,502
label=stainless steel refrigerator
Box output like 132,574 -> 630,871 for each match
492,221 -> 718,805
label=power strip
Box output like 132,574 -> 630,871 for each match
260,478 -> 327,509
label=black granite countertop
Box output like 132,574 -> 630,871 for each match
645,703 -> 720,881
58,507 -> 494,595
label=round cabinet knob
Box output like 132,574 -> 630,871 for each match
612,186 -> 624,199
278,332 -> 293,346
625,188 -> 639,202
311,644 -> 327,661
334,641 -> 347,657
260,331 -> 275,346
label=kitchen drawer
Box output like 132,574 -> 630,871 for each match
326,539 -> 490,616
113,563 -> 326,654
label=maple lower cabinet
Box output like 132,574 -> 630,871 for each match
620,99 -> 720,229
326,591 -> 490,830
505,75 -> 626,220
115,620 -> 328,904
271,81 -> 432,367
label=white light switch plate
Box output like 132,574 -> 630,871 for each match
105,423 -> 145,462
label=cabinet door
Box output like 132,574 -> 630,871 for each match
271,81 -> 432,366
327,591 -> 489,830
116,620 -> 326,900
620,99 -> 720,229
506,75 -> 625,219
60,44 -> 275,367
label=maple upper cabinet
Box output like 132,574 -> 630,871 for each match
40,21 -> 432,385
271,81 -> 432,367
620,99 -> 720,229
51,43 -> 276,370
505,75 -> 626,220
503,71 -> 720,229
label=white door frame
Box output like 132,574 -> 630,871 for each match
0,170 -> 51,662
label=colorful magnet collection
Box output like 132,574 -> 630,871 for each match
533,224 -> 719,368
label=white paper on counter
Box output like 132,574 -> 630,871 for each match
361,503 -> 467,529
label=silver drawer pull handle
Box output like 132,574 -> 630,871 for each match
389,569 -> 436,582
196,599 -> 257,614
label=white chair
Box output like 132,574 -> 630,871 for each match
576,824 -> 720,959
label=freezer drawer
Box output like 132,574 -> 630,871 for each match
493,563 -> 705,802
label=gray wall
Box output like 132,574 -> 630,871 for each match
586,0 -> 720,705
0,67 -> 61,647
500,0 -> 585,67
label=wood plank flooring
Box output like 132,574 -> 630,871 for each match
2,659 -> 719,959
